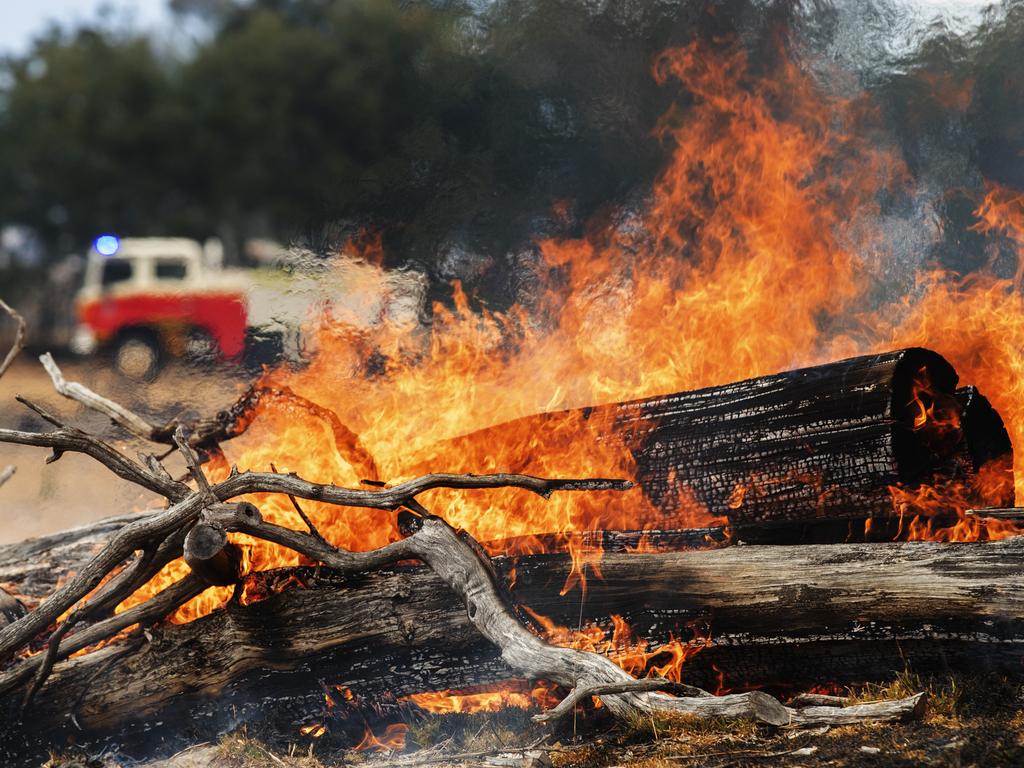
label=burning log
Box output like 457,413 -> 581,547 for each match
438,348 -> 1013,536
3,523 -> 1021,755
11,347 -> 1016,759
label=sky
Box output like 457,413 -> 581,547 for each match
0,0 -> 173,55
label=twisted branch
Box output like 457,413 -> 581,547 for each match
1,298 -> 27,488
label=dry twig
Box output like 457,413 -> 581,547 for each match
0,299 -> 26,379
0,298 -> 27,487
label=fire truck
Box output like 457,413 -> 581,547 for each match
71,235 -> 427,380
72,236 -> 267,379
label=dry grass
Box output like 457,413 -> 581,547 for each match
37,673 -> 1024,767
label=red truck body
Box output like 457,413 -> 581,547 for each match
72,237 -> 254,378
77,292 -> 248,359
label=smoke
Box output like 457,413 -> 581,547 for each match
403,0 -> 1023,311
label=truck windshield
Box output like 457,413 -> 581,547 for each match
101,258 -> 133,287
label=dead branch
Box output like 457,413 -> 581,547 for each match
0,356 -> 924,733
1,397 -> 189,501
183,519 -> 242,586
787,693 -> 848,708
39,352 -> 161,442
0,574 -> 205,697
0,299 -> 26,379
1,299 -> 27,488
533,677 -> 712,722
0,416 -> 921,731
202,503 -> 925,727
0,455 -> 629,667
172,425 -> 214,500
789,694 -> 926,725
35,357 -> 381,486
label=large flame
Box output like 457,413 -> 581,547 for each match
120,40 -> 1024,638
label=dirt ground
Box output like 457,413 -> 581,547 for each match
0,354 -> 250,544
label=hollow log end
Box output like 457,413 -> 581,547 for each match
184,523 -> 242,587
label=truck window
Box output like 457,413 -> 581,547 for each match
154,259 -> 188,280
101,259 -> 133,287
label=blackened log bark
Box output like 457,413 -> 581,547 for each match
0,514 -> 142,600
434,349 -> 1013,534
3,537 -> 1023,759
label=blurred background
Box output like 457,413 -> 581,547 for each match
1,0 -> 1023,540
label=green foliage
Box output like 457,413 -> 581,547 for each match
0,0 -> 779,276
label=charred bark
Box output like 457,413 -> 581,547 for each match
437,349 -> 1014,535
3,536 -> 1022,758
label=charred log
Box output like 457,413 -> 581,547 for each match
3,536 -> 1022,758
0,513 -> 142,600
438,349 -> 1014,536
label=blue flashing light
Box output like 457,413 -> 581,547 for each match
94,234 -> 120,257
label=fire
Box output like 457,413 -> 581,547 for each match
355,722 -> 408,752
524,609 -> 711,686
118,38 -> 1024,627
404,681 -> 559,714
907,365 -> 961,441
403,614 -> 710,716
888,456 -> 1018,542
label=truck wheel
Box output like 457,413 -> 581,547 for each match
113,332 -> 161,381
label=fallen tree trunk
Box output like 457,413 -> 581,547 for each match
3,535 -> 1022,758
432,349 -> 1014,534
0,513 -> 141,601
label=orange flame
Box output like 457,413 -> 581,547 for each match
404,680 -> 559,714
355,722 -> 408,752
119,40 -> 1024,628
402,612 -> 709,716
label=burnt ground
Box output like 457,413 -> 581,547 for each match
41,673 -> 1024,768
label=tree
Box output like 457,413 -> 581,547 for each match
0,27 -> 188,252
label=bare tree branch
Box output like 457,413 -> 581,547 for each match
201,503 -> 926,727
1,299 -> 28,488
0,574 -> 206,698
0,360 -> 920,730
533,677 -> 713,722
0,465 -> 629,664
34,357 -> 383,488
0,419 -> 188,502
38,353 -> 162,441
212,470 -> 633,509
172,425 -> 213,501
0,299 -> 26,379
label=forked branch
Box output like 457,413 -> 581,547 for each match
196,502 -> 926,727
0,299 -> 26,379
